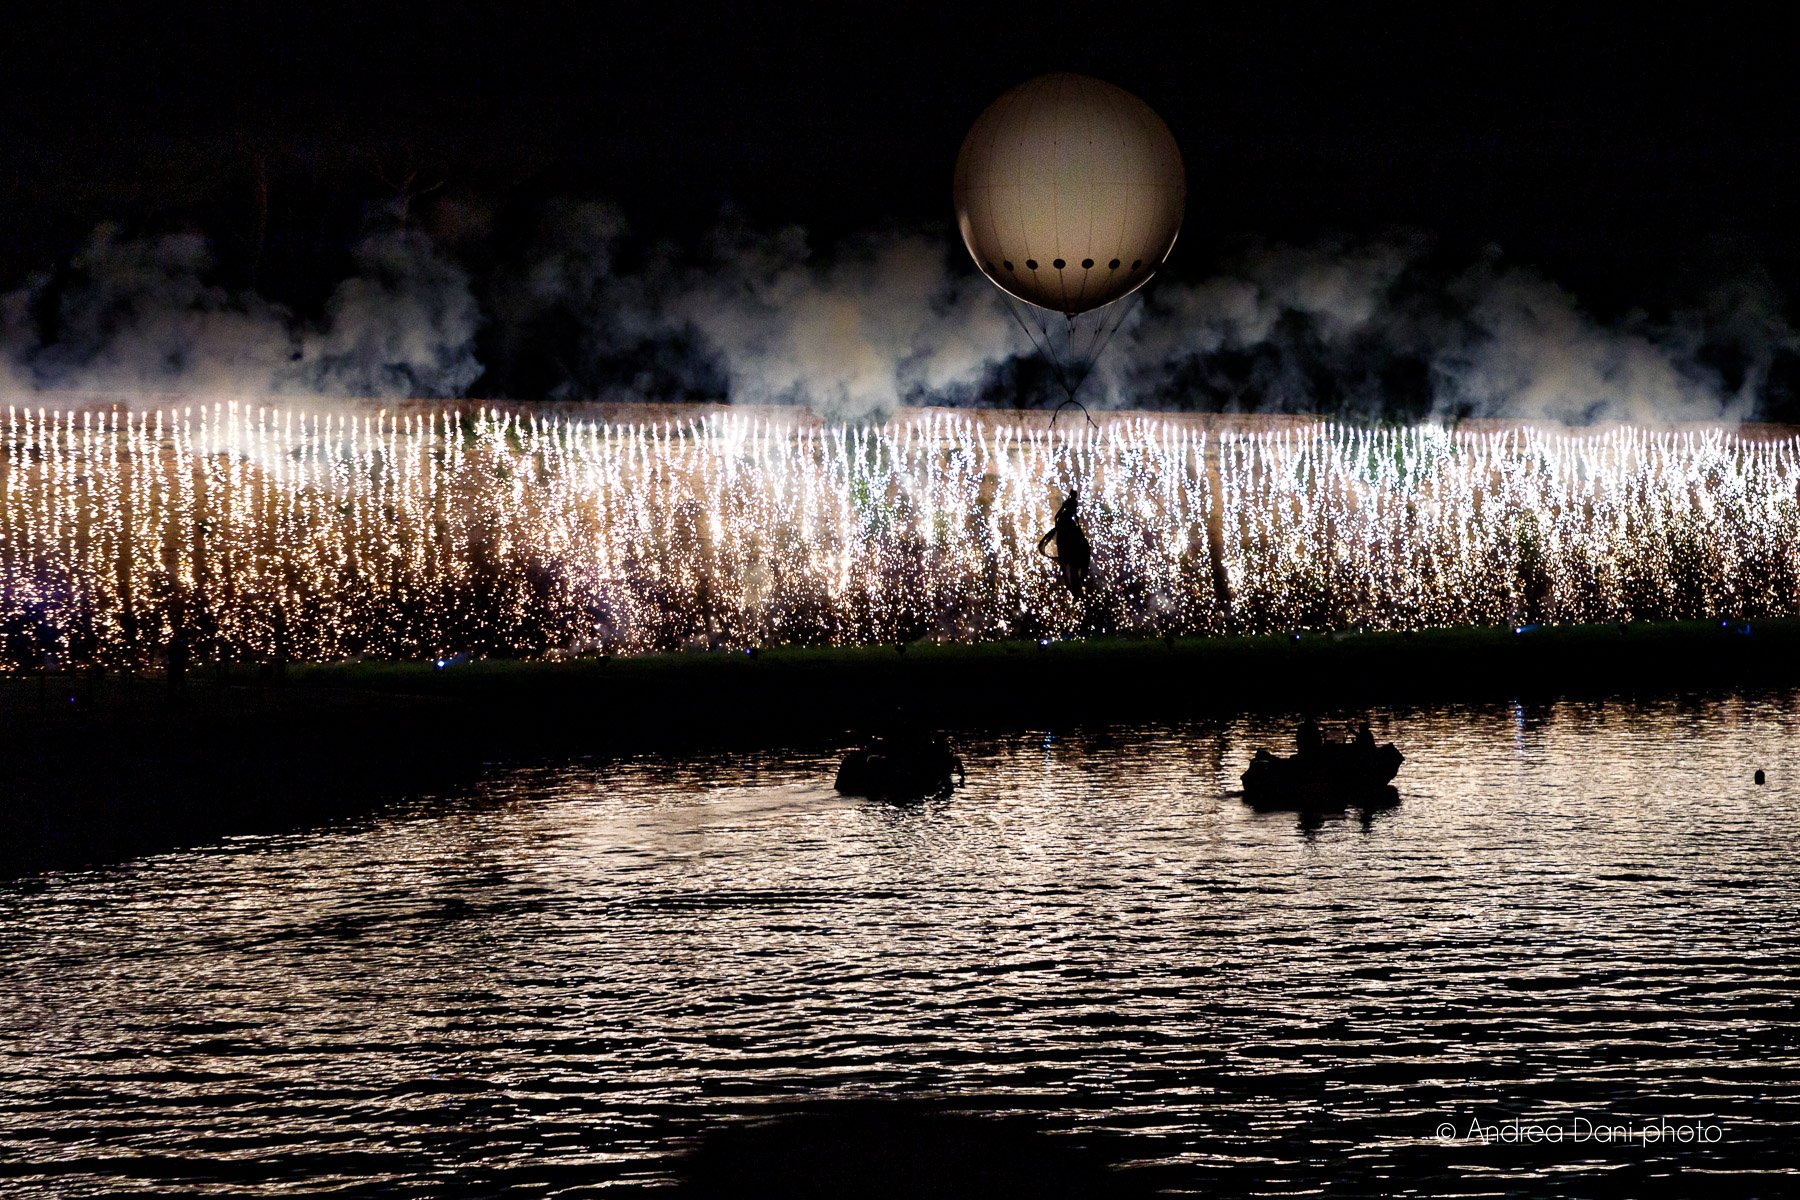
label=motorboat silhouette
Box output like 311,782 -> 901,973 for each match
1242,738 -> 1403,811
836,735 -> 964,801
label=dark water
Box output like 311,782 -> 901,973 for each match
3,695 -> 1799,1197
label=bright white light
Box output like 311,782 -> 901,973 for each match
0,403 -> 1795,667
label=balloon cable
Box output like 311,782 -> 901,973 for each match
1064,290 -> 1143,401
1052,292 -> 1144,429
1000,294 -> 1078,408
998,290 -> 1144,431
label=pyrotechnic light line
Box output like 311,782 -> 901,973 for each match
1,402 -> 1796,667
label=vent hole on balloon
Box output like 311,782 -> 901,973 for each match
1003,260 -> 1014,272
1053,258 -> 1065,270
1026,259 -> 1038,271
1081,258 -> 1094,269
1109,258 -> 1120,270
1131,259 -> 1142,270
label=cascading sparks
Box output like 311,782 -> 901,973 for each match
1,402 -> 1797,668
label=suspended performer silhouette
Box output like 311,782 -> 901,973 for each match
1037,489 -> 1092,598
954,73 -> 1186,416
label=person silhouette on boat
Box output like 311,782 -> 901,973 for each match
1037,489 -> 1092,597
1354,722 -> 1376,753
1296,714 -> 1324,758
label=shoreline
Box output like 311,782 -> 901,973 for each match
4,618 -> 1797,873
291,614 -> 1800,731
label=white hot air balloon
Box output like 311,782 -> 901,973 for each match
954,73 -> 1186,409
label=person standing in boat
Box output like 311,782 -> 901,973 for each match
1037,489 -> 1092,597
1296,714 -> 1324,758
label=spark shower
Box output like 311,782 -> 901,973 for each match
1,402 -> 1797,668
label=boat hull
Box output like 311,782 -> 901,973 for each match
1241,742 -> 1404,811
835,744 -> 960,801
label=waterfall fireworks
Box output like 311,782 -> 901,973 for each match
2,402 -> 1797,668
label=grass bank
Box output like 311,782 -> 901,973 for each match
291,616 -> 1800,736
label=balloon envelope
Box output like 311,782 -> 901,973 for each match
954,73 -> 1185,316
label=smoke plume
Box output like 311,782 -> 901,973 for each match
1115,238 -> 1794,424
487,205 -> 1022,420
1,225 -> 481,403
0,206 -> 1792,425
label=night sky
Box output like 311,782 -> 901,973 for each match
2,4 -> 1795,411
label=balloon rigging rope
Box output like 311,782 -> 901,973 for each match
1039,306 -> 1100,431
999,294 -> 1077,405
1053,291 -> 1143,428
998,288 -> 1145,430
1067,290 -> 1143,399
998,293 -> 1044,371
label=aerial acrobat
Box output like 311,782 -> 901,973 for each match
1036,489 -> 1092,597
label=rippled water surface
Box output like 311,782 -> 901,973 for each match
4,695 -> 1800,1197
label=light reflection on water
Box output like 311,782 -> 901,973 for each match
3,694 -> 1799,1196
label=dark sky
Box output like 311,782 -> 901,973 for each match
1,3 -> 1794,311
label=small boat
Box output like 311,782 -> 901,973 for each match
836,736 -> 964,801
1241,740 -> 1404,811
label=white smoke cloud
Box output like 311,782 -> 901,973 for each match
0,279 -> 41,399
667,226 -> 1022,420
3,224 -> 482,403
1432,267 -> 1746,424
289,230 -> 483,399
496,210 -> 1027,419
1114,238 -> 1793,424
28,227 -> 298,398
0,211 -> 1790,425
